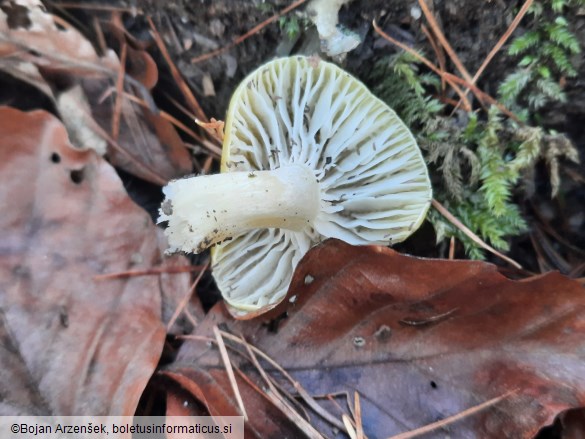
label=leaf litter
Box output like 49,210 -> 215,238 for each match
1,1 -> 584,438
0,107 -> 190,415
0,0 -> 193,184
164,240 -> 585,438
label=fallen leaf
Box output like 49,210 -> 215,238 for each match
160,370 -> 306,438
0,107 -> 189,415
0,0 -> 118,74
165,239 -> 585,438
0,0 -> 192,184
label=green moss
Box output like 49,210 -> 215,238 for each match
499,1 -> 581,114
367,0 -> 581,259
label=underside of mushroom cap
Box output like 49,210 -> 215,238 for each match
211,56 -> 432,317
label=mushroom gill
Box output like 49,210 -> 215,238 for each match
159,56 -> 432,317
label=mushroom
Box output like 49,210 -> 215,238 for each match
159,56 -> 432,318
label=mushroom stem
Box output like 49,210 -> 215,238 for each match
160,164 -> 320,253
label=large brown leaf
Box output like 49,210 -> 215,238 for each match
166,240 -> 585,438
0,107 -> 185,415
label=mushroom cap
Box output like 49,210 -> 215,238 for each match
213,55 -> 432,317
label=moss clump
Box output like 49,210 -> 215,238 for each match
368,0 -> 581,259
499,0 -> 584,118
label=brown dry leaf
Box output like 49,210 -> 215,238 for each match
161,370 -> 305,438
0,0 -> 118,74
0,106 -> 188,415
0,0 -> 192,184
82,76 -> 193,184
165,239 -> 585,438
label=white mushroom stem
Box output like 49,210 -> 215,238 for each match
160,164 -> 320,253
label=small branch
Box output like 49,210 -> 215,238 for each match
454,0 -> 534,110
387,390 -> 517,439
122,91 -> 222,157
191,0 -> 308,64
421,24 -> 446,94
84,113 -> 168,185
217,331 -> 346,431
111,41 -> 126,141
372,19 -> 522,123
432,199 -> 523,269
54,3 -> 142,13
167,261 -> 209,332
237,334 -> 323,438
418,0 -> 475,96
213,326 -> 248,421
372,19 -> 471,111
354,392 -> 365,439
147,17 -> 209,123
93,264 -> 207,281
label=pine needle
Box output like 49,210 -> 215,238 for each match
387,390 -> 516,439
213,326 -> 248,421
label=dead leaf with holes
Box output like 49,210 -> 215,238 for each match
163,239 -> 585,438
0,0 -> 117,73
0,106 -> 190,415
0,0 -> 192,184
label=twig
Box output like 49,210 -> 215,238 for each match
219,331 -> 345,430
182,334 -> 312,421
531,228 -> 572,274
212,326 -> 248,421
182,308 -> 199,328
442,71 -> 523,123
372,19 -> 471,111
121,91 -> 222,157
147,17 -> 209,123
45,1 -> 90,34
92,16 -> 107,55
421,24 -> 446,93
530,200 -> 585,257
372,19 -> 522,122
83,111 -> 168,185
54,3 -> 142,13
104,15 -> 150,52
417,0 -> 475,96
454,0 -> 534,110
432,199 -> 522,269
179,333 -> 348,432
343,414 -> 358,439
238,334 -> 323,438
354,392 -> 365,439
164,93 -> 223,149
112,42 -> 126,141
387,390 -> 516,439
167,261 -> 209,332
191,0 -> 308,64
93,264 -> 207,280
202,156 -> 213,174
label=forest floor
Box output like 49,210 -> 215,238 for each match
1,0 -> 585,438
